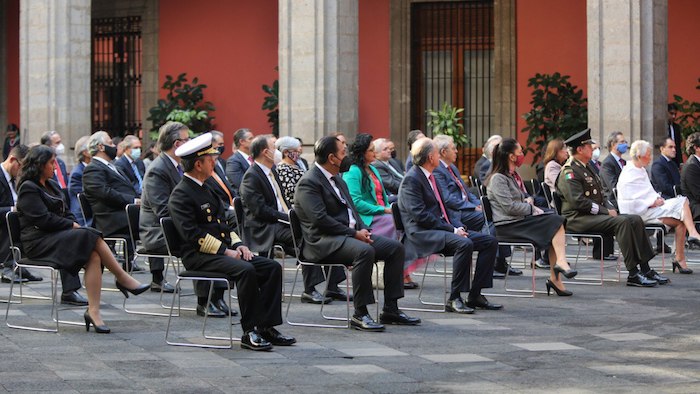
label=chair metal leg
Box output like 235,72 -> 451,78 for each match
6,266 -> 67,333
403,255 -> 448,313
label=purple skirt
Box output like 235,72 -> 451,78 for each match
370,213 -> 397,240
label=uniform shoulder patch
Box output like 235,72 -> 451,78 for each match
563,168 -> 575,180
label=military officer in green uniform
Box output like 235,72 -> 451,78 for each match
556,128 -> 667,287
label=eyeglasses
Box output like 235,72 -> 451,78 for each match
176,138 -> 191,143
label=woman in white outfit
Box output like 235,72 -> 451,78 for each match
617,140 -> 700,274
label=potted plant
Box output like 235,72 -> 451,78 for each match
147,73 -> 215,140
521,72 -> 587,162
672,78 -> 700,141
427,102 -> 469,147
262,68 -> 279,137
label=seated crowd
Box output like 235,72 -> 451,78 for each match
3,120 -> 700,351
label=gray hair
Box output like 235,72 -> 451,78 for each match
74,135 -> 90,161
120,135 -> 139,151
630,140 -> 651,160
484,135 -> 502,159
606,131 -> 623,150
433,134 -> 454,153
372,138 -> 387,153
412,137 -> 436,167
157,121 -> 189,152
87,131 -> 111,156
275,136 -> 301,153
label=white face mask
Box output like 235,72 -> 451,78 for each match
55,143 -> 66,157
592,148 -> 601,161
274,149 -> 283,165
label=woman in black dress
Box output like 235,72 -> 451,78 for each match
485,138 -> 577,296
16,145 -> 150,333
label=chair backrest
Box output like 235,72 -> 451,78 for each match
529,179 -> 541,196
125,204 -> 141,243
541,181 -> 553,209
232,197 -> 245,241
288,209 -> 303,260
470,176 -> 483,197
479,195 -> 494,225
77,193 -> 94,227
160,217 -> 183,258
479,184 -> 487,198
5,211 -> 22,261
390,203 -> 404,232
524,179 -> 535,196
673,184 -> 680,197
612,187 -> 618,201
552,192 -> 563,214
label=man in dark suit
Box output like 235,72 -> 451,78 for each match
668,103 -> 684,167
140,122 -> 190,296
372,138 -> 403,196
207,131 -> 237,206
82,131 -> 139,271
588,141 -> 602,174
681,132 -> 700,221
0,144 -> 41,283
294,136 -> 420,331
169,132 -> 295,351
432,135 -> 519,277
404,130 -> 425,173
225,128 -> 254,193
386,139 -> 405,173
473,135 -> 501,183
40,130 -> 69,189
600,131 -> 628,208
68,136 -> 91,226
240,135 -> 340,304
651,137 -> 681,199
115,135 -> 145,196
398,137 -> 500,314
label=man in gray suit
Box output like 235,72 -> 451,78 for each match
398,138 -> 501,314
139,122 -> 189,295
294,136 -> 420,332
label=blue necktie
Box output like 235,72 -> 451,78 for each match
131,162 -> 143,193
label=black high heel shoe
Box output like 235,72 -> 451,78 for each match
671,260 -> 693,274
688,237 -> 700,249
115,281 -> 151,298
545,279 -> 573,296
553,264 -> 578,279
84,310 -> 110,334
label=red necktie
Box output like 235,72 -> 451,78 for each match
428,174 -> 451,225
619,158 -> 626,167
247,156 -> 253,165
54,160 -> 66,188
447,165 -> 467,198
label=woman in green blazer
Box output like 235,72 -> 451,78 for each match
344,133 -> 418,289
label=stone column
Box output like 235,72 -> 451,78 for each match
279,0 -> 359,147
493,0 -> 516,139
19,0 -> 91,156
0,2 -> 7,135
587,0 -> 667,148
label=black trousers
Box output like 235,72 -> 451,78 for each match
440,230 -> 498,299
182,253 -> 282,332
322,235 -> 404,310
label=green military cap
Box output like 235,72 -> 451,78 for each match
564,128 -> 595,149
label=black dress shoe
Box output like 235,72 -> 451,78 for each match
301,290 -> 332,304
259,327 -> 296,346
241,330 -> 273,351
379,309 -> 421,325
445,297 -> 474,314
466,295 -> 503,310
626,273 -> 658,287
602,255 -> 619,261
61,291 -> 89,306
492,271 -> 506,279
151,280 -> 175,293
196,303 -> 226,318
495,262 -> 523,276
123,259 -> 146,273
643,270 -> 669,285
350,314 -> 385,331
403,281 -> 420,289
1,267 -> 28,283
325,288 -> 353,301
19,268 -> 42,282
533,259 -> 550,269
213,299 -> 238,316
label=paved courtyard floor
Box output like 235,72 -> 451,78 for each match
1,239 -> 699,393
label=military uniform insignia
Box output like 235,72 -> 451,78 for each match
565,171 -> 575,180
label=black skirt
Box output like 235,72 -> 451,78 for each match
494,214 -> 565,250
23,227 -> 102,275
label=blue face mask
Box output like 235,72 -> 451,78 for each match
617,143 -> 628,154
130,148 -> 141,161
